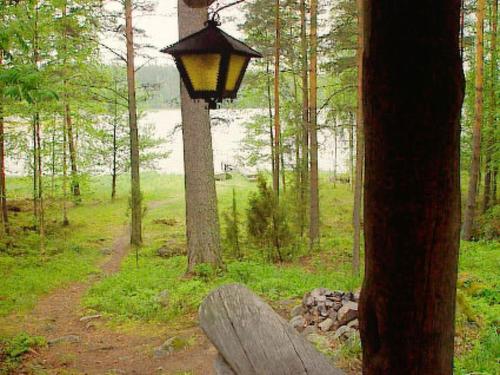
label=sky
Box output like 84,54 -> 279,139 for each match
103,0 -> 243,65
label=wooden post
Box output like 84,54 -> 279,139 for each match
360,0 -> 464,373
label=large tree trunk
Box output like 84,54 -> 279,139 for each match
309,0 -> 319,250
178,0 -> 222,273
482,0 -> 497,213
299,0 -> 309,238
273,0 -> 281,196
352,0 -> 364,276
125,0 -> 143,246
360,1 -> 464,373
462,0 -> 485,240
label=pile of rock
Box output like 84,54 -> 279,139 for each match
290,288 -> 360,341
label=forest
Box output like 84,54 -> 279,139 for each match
0,0 -> 498,374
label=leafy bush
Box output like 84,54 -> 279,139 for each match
475,205 -> 500,240
0,333 -> 46,373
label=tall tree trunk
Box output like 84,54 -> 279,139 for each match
35,113 -> 45,255
112,109 -> 118,201
273,0 -> 281,197
62,107 -> 69,226
51,115 -> 56,197
309,0 -> 320,249
300,0 -> 309,238
178,0 -> 222,272
266,60 -> 275,176
352,0 -> 364,276
32,118 -> 38,220
462,0 -> 486,240
360,1 -> 464,373
348,116 -> 354,186
65,104 -> 80,198
112,83 -> 118,201
125,0 -> 143,246
482,0 -> 497,213
0,89 -> 7,234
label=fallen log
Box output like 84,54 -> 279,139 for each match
199,284 -> 345,375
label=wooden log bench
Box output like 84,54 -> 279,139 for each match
199,284 -> 345,375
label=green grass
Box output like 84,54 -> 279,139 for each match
1,172 -> 498,374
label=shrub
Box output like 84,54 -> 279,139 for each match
223,188 -> 242,259
246,175 -> 292,262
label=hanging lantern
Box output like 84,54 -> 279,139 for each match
161,19 -> 262,109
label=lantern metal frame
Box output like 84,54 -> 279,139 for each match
161,18 -> 262,109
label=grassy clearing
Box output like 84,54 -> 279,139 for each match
0,175 -> 130,319
0,172 -> 498,373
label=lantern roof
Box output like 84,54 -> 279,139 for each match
161,20 -> 262,58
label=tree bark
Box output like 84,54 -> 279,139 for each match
352,0 -> 364,276
273,0 -> 281,197
66,104 -> 80,198
62,106 -> 69,226
112,90 -> 118,201
462,0 -> 485,240
125,0 -> 143,246
35,113 -> 45,255
178,0 -> 222,273
0,92 -> 7,234
360,1 -> 464,373
482,0 -> 497,213
266,60 -> 275,177
309,0 -> 320,250
300,0 -> 309,238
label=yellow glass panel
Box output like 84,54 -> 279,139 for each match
225,54 -> 247,91
181,54 -> 221,91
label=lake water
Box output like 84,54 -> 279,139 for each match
6,109 -> 349,176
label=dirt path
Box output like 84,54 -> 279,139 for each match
13,226 -> 216,375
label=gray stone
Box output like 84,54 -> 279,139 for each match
318,304 -> 329,317
328,310 -> 338,321
290,304 -> 304,318
333,325 -> 351,340
347,319 -> 359,330
303,295 -> 315,307
333,302 -> 343,311
48,335 -> 81,345
311,288 -> 328,298
318,318 -> 335,332
316,295 -> 327,303
289,315 -> 306,331
158,290 -> 170,307
79,314 -> 101,322
337,301 -> 358,326
154,336 -> 181,358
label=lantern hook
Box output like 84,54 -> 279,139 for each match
210,0 -> 247,20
